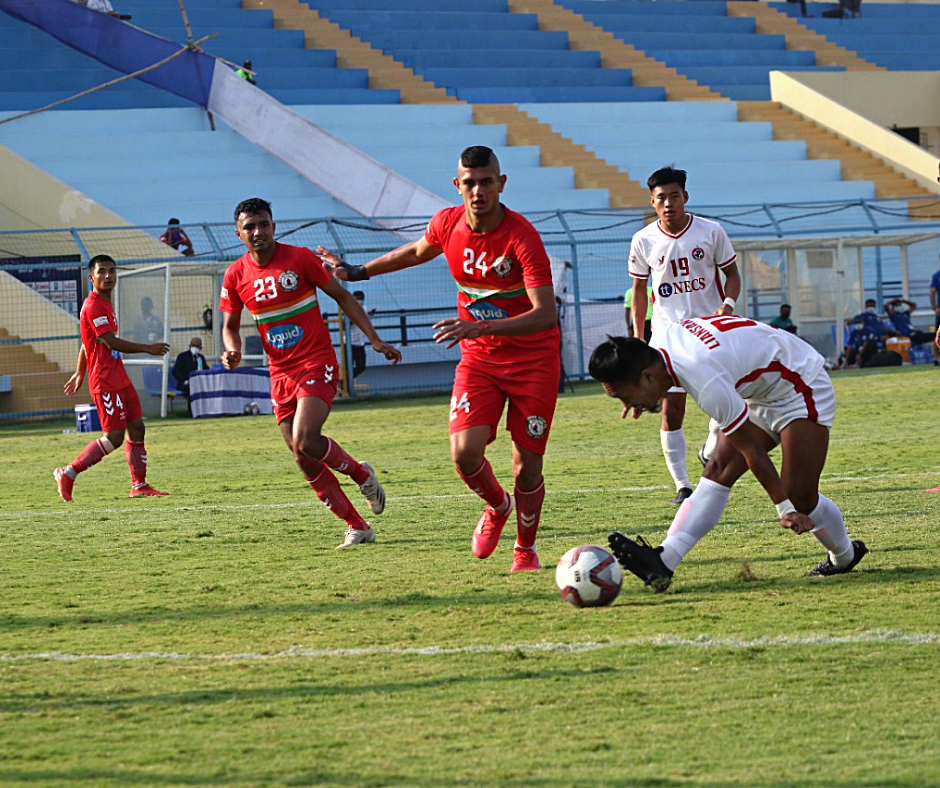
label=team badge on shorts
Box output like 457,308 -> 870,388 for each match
492,256 -> 514,278
526,415 -> 548,439
692,247 -> 705,261
278,270 -> 299,291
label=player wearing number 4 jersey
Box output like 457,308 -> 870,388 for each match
220,198 -> 402,549
319,146 -> 560,572
629,167 -> 741,506
590,316 -> 868,591
54,254 -> 171,502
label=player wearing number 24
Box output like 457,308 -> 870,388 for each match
318,146 -> 559,573
590,316 -> 868,592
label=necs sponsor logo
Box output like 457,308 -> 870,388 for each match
658,278 -> 707,298
266,323 -> 303,349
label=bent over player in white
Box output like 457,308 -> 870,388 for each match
589,316 -> 868,592
629,167 -> 741,505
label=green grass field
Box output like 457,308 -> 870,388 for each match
1,367 -> 938,787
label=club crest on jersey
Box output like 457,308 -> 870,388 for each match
220,287 -> 229,300
526,415 -> 547,439
278,270 -> 299,292
658,282 -> 674,298
692,247 -> 705,261
466,301 -> 508,322
266,323 -> 303,349
492,256 -> 513,278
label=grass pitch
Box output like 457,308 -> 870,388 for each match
1,367 -> 938,787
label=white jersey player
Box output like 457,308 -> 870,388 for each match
627,167 -> 741,506
589,321 -> 868,592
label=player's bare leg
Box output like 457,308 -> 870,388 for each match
453,425 -> 513,559
284,397 -> 374,547
779,420 -> 865,575
125,418 -> 167,497
510,443 -> 544,571
661,391 -> 693,505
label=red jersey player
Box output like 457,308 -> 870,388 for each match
220,198 -> 402,549
318,146 -> 560,572
54,254 -> 171,501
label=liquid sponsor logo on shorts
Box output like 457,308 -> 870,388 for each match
466,302 -> 507,321
266,323 -> 304,349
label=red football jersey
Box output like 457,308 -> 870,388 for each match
424,205 -> 559,363
220,243 -> 336,376
80,291 -> 132,394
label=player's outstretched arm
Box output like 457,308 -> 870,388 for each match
99,331 -> 170,357
64,346 -> 87,396
432,285 -> 558,349
317,237 -> 441,281
631,278 -> 649,339
327,280 -> 402,365
221,310 -> 243,370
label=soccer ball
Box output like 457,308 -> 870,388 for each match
555,545 -> 623,608
243,401 -> 261,415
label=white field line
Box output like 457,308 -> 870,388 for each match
2,470 -> 938,520
0,630 -> 937,663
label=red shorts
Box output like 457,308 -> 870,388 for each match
449,354 -> 560,456
93,383 -> 142,432
270,363 -> 338,424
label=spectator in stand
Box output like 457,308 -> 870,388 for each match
769,303 -> 797,334
132,296 -> 164,345
884,296 -> 935,347
844,315 -> 881,368
349,291 -> 375,380
75,0 -> 132,20
160,218 -> 195,257
235,60 -> 257,85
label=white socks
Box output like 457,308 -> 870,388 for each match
808,494 -> 854,567
701,418 -> 721,462
661,428 -> 691,491
659,477 -> 732,571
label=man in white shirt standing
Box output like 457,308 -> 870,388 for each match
628,167 -> 741,505
589,318 -> 868,592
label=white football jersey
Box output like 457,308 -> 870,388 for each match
628,214 -> 736,335
650,316 -> 827,435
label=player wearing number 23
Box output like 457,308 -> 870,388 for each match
590,316 -> 868,591
318,146 -> 559,572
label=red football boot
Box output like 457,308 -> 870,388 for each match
129,484 -> 169,498
471,495 -> 513,559
510,546 -> 542,572
53,467 -> 74,503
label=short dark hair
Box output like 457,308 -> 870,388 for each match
781,303 -> 791,310
459,146 -> 500,173
647,166 -> 687,191
865,298 -> 877,306
234,198 -> 273,222
589,336 -> 661,385
167,217 -> 180,225
352,290 -> 365,300
88,253 -> 114,271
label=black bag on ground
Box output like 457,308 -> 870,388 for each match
863,350 -> 902,368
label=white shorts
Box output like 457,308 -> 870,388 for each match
747,367 -> 835,444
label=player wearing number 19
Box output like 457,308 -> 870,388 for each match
589,317 -> 868,592
318,146 -> 560,572
221,198 -> 402,549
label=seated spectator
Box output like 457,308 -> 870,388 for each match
769,303 -> 798,334
844,316 -> 881,368
860,298 -> 897,339
884,296 -> 935,346
235,60 -> 257,86
823,0 -> 861,18
132,296 -> 164,344
74,0 -> 132,20
160,218 -> 195,257
172,337 -> 208,417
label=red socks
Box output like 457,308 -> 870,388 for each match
514,479 -> 545,549
125,440 -> 148,486
319,437 -> 369,485
308,467 -> 368,529
458,459 -> 508,509
70,437 -> 112,473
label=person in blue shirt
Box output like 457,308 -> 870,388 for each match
929,264 -> 940,363
845,316 -> 881,368
859,298 -> 896,339
884,296 -> 935,348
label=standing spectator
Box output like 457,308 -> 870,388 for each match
172,336 -> 207,417
318,146 -> 560,572
348,291 -> 375,380
628,166 -> 742,505
54,254 -> 169,502
132,296 -> 164,344
220,198 -> 401,549
884,296 -> 935,347
160,218 -> 195,257
769,303 -> 797,334
624,283 -> 653,341
590,321 -> 868,592
235,60 -> 257,85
